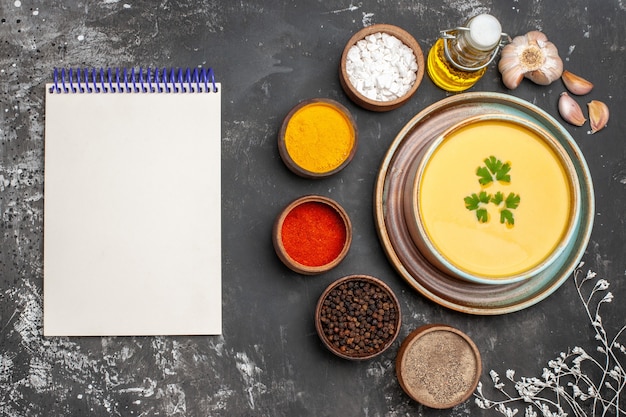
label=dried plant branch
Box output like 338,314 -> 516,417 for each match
474,263 -> 625,417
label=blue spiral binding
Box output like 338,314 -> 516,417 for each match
50,67 -> 217,94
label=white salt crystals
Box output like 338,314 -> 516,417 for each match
345,32 -> 418,102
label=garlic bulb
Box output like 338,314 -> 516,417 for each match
498,30 -> 563,90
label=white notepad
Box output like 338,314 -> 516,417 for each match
43,68 -> 221,336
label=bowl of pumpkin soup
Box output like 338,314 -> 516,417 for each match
403,114 -> 580,285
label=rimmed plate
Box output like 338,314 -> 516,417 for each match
374,92 -> 594,315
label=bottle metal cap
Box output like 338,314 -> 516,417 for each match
466,14 -> 502,51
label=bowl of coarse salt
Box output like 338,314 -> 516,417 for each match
340,24 -> 425,112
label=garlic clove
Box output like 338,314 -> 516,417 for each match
498,30 -> 563,89
558,92 -> 586,126
499,36 -> 529,89
499,60 -> 525,90
562,70 -> 594,95
587,100 -> 609,133
525,30 -> 549,43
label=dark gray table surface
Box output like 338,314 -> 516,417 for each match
1,1 -> 624,416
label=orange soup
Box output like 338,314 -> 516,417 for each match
418,120 -> 573,279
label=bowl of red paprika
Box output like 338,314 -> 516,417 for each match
315,274 -> 401,360
273,195 -> 352,275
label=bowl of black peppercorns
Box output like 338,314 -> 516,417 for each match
315,275 -> 401,360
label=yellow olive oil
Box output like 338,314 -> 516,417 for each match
427,38 -> 487,92
426,14 -> 504,92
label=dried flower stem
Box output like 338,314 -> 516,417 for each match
474,262 -> 626,417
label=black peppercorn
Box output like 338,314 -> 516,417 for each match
317,277 -> 400,359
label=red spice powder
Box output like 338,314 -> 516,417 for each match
281,201 -> 347,267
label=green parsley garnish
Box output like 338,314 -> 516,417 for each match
464,157 -> 520,227
476,155 -> 512,185
464,191 -> 491,223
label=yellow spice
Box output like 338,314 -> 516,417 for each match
285,102 -> 355,174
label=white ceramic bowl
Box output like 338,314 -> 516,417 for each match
402,113 -> 581,285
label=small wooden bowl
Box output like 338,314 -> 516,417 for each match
315,275 -> 401,360
273,195 -> 352,275
339,24 -> 425,112
396,324 -> 482,409
278,98 -> 358,179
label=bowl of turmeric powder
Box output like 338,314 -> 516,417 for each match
278,98 -> 358,178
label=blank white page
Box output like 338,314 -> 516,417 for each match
43,80 -> 221,336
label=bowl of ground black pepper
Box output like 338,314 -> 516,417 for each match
273,195 -> 352,275
395,324 -> 482,409
340,24 -> 425,111
315,275 -> 401,360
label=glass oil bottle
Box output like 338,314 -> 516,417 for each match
427,14 -> 507,92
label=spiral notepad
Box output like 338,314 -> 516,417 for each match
43,68 -> 222,336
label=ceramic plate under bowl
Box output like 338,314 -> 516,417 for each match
374,92 -> 594,315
